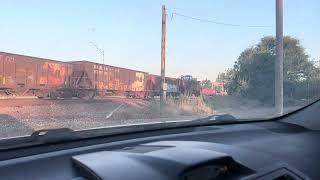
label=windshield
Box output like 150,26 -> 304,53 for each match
0,0 -> 319,140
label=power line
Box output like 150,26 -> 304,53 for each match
171,12 -> 273,28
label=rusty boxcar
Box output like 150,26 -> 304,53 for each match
70,61 -> 148,98
0,52 -> 74,97
0,52 -> 95,99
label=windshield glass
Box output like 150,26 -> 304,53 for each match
0,0 -> 319,139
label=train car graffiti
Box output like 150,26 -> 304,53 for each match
70,61 -> 148,98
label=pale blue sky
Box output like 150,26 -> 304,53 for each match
0,0 -> 319,81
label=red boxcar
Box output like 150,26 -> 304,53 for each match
201,87 -> 216,96
145,74 -> 161,97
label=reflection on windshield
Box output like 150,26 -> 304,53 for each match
0,1 -> 319,139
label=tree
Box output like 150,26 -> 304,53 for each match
223,36 -> 319,104
200,79 -> 212,88
216,72 -> 227,83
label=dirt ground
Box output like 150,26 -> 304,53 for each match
0,96 -> 302,138
206,95 -> 302,119
0,98 -> 205,138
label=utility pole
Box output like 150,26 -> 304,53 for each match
275,0 -> 284,115
89,41 -> 105,65
160,5 -> 166,113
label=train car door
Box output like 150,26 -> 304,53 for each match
25,60 -> 37,88
2,55 -> 16,87
0,54 -> 4,86
104,66 -> 108,90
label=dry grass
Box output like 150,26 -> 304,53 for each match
165,95 -> 213,115
110,95 -> 213,120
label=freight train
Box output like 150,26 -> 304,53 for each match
0,52 -> 201,99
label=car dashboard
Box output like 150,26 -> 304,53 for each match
0,102 -> 320,180
0,120 -> 318,180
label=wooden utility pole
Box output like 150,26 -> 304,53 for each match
160,5 -> 166,113
275,0 -> 284,115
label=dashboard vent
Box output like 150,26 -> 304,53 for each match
116,145 -> 173,153
243,167 -> 308,180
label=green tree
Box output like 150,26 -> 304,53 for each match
224,36 -> 319,104
216,72 -> 227,83
200,79 -> 212,88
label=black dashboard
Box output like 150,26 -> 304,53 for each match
0,101 -> 319,180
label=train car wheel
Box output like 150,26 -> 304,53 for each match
78,90 -> 95,100
60,90 -> 73,99
49,92 -> 58,99
36,91 -> 45,99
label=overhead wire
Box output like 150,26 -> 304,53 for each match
169,11 -> 273,28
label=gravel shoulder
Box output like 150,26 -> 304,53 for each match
0,98 -> 204,138
0,97 -> 304,138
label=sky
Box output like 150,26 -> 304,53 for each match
0,0 -> 319,81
